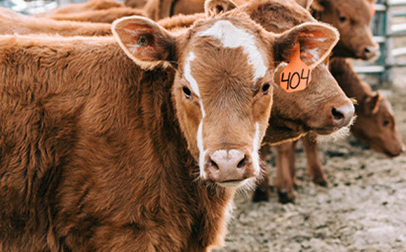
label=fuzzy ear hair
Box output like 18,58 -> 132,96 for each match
273,22 -> 339,68
273,62 -> 288,85
112,16 -> 177,70
204,0 -> 237,18
365,91 -> 382,115
295,0 -> 314,10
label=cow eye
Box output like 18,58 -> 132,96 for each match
339,16 -> 347,22
182,87 -> 192,98
262,83 -> 270,94
137,35 -> 149,46
383,120 -> 390,126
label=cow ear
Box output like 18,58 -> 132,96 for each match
273,22 -> 339,68
364,92 -> 381,115
112,16 -> 176,70
205,0 -> 237,18
311,0 -> 325,12
295,0 -> 314,10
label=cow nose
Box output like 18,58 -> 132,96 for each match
206,150 -> 251,185
331,103 -> 355,127
364,45 -> 380,60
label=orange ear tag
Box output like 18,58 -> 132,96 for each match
280,43 -> 312,93
370,3 -> 376,16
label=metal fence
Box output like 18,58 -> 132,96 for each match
354,0 -> 406,83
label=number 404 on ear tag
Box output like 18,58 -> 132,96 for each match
280,43 -> 311,93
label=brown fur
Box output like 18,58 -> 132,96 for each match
39,0 -> 124,15
311,0 -> 379,59
270,58 -> 405,203
330,58 -> 404,157
48,7 -> 145,23
0,8 -> 340,250
265,0 -> 394,203
121,0 -> 379,59
0,7 -> 111,36
0,1 -> 352,145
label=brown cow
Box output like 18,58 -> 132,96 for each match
272,58 -> 405,203
331,58 -> 405,157
0,4 -> 340,251
311,0 -> 380,60
268,0 -> 400,203
0,1 -> 355,146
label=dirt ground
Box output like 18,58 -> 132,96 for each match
217,69 -> 406,251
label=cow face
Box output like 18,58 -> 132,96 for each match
313,0 -> 380,60
352,94 -> 405,157
239,0 -> 355,144
112,14 -> 338,188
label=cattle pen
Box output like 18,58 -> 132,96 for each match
0,0 -> 406,251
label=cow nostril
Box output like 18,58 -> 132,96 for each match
332,107 -> 344,121
364,47 -> 371,53
210,160 -> 219,170
237,155 -> 247,168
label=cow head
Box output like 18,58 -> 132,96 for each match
112,8 -> 339,188
352,93 -> 405,157
239,0 -> 355,144
312,0 -> 380,60
329,58 -> 405,157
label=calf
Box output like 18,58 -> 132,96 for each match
0,5 -> 339,251
331,58 -> 404,157
311,0 -> 379,60
269,0 -> 399,203
272,58 -> 405,203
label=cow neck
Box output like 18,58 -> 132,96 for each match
329,58 -> 372,105
137,66 -> 236,249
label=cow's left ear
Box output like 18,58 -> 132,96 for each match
205,0 -> 237,18
295,0 -> 314,10
112,16 -> 176,70
273,22 -> 339,68
364,92 -> 381,115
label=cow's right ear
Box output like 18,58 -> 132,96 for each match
112,16 -> 176,70
273,22 -> 339,69
204,0 -> 237,18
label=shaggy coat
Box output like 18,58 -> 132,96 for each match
0,8 -> 340,250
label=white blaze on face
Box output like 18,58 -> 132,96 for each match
197,20 -> 267,82
184,51 -> 207,178
251,123 -> 261,175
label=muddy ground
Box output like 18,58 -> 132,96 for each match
217,70 -> 406,251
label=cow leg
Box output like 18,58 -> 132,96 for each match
252,144 -> 272,202
274,141 -> 296,203
289,140 -> 299,188
302,132 -> 328,186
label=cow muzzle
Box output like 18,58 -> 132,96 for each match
203,149 -> 257,188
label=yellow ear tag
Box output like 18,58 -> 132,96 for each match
370,3 -> 376,16
280,43 -> 312,93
